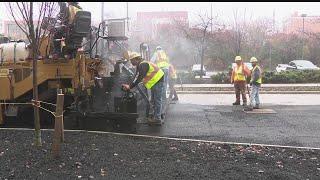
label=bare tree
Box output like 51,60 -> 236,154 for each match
7,2 -> 58,146
175,12 -> 214,78
230,8 -> 248,57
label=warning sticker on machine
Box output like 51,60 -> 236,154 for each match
0,69 -> 9,77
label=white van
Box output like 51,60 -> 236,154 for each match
191,64 -> 206,76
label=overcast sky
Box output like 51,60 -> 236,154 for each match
1,2 -> 320,27
79,2 -> 320,24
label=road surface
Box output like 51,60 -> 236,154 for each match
137,94 -> 320,148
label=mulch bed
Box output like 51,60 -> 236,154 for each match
0,129 -> 320,180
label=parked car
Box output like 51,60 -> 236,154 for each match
191,64 -> 206,76
276,64 -> 296,73
0,36 -> 10,44
289,60 -> 320,71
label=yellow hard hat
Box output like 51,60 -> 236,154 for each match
250,57 -> 258,63
129,52 -> 141,60
124,51 -> 141,60
235,56 -> 242,62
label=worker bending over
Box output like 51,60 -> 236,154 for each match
122,51 -> 164,125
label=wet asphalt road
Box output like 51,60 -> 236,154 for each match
137,94 -> 320,148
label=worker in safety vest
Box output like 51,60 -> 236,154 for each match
54,2 -> 82,58
67,2 -> 82,25
244,57 -> 263,111
151,46 -> 170,119
168,64 -> 179,101
231,56 -> 251,106
122,51 -> 165,125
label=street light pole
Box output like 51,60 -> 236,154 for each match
266,29 -> 272,70
301,14 -> 307,59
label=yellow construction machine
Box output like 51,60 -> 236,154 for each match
0,10 -> 139,132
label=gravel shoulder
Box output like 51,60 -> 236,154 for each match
0,129 -> 320,180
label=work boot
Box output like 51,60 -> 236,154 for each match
244,106 -> 253,111
253,105 -> 260,109
172,97 -> 179,101
148,118 -> 162,126
242,102 -> 247,106
232,101 -> 240,105
161,113 -> 165,120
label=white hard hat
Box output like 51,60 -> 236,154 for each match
156,46 -> 162,50
250,57 -> 258,63
235,56 -> 242,62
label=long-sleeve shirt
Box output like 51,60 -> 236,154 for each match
129,62 -> 164,89
251,66 -> 262,86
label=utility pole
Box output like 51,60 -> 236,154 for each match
269,42 -> 272,70
101,2 -> 105,58
127,2 -> 129,31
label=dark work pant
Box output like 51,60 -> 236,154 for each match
151,81 -> 164,120
234,81 -> 247,103
169,78 -> 178,100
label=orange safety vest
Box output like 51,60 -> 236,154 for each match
141,61 -> 164,89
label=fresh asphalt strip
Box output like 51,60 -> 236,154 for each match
1,127 -> 320,151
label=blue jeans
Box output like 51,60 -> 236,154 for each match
161,67 -> 169,114
250,84 -> 260,107
151,81 -> 164,120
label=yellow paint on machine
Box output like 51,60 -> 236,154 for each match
0,55 -> 99,101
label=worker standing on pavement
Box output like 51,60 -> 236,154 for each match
244,57 -> 263,111
122,51 -> 165,125
231,56 -> 251,106
151,46 -> 170,119
168,63 -> 179,101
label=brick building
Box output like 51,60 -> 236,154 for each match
135,11 -> 189,41
283,12 -> 320,34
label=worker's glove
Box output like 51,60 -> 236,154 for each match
121,84 -> 130,91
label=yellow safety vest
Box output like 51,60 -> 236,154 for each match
68,5 -> 81,24
65,88 -> 74,94
250,65 -> 262,84
155,50 -> 170,68
234,65 -> 246,81
141,61 -> 164,89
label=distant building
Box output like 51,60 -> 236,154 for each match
3,20 -> 28,40
283,11 -> 320,34
136,11 -> 189,41
0,19 -> 4,35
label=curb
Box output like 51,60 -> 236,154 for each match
176,91 -> 320,94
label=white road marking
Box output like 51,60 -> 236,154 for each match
1,128 -> 320,150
